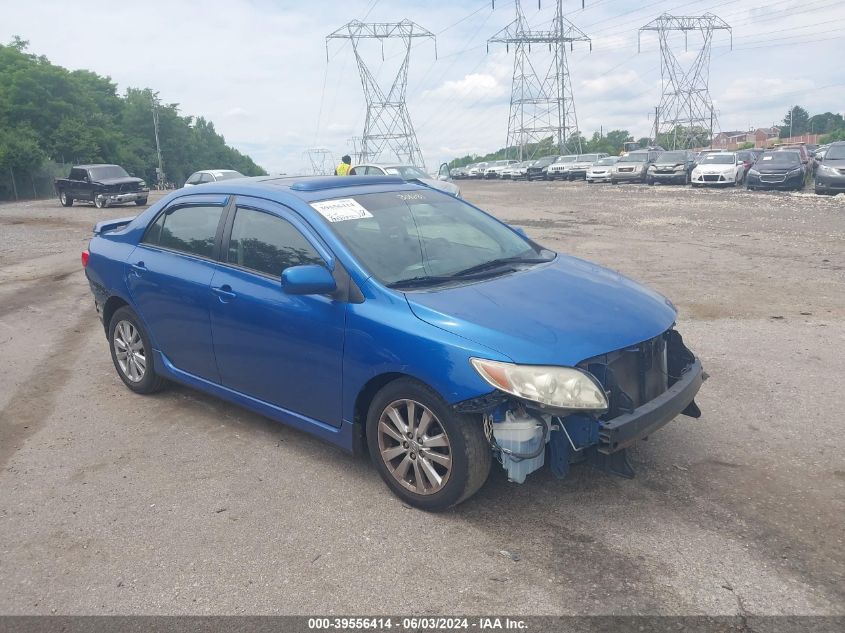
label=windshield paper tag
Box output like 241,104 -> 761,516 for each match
311,198 -> 373,222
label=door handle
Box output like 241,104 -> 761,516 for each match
130,261 -> 147,275
211,285 -> 237,302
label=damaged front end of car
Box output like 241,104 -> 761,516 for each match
454,329 -> 704,483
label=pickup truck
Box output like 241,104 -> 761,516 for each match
55,164 -> 149,209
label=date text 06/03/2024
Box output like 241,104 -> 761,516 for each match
307,617 -> 528,630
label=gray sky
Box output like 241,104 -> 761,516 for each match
2,0 -> 843,174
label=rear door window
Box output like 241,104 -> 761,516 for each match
142,205 -> 224,258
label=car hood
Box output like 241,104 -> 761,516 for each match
405,255 -> 677,366
93,176 -> 145,186
654,162 -> 684,168
695,164 -> 734,171
754,163 -> 800,173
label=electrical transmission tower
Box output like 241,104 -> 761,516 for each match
327,20 -> 435,168
639,13 -> 731,149
304,148 -> 336,175
488,0 -> 590,160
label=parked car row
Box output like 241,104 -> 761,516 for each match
448,141 -> 845,195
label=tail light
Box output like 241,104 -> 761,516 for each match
81,251 -> 90,268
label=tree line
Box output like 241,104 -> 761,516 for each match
0,37 -> 265,199
780,105 -> 844,141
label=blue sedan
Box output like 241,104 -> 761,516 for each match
83,175 -> 703,510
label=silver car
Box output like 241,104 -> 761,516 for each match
349,163 -> 461,197
586,156 -> 619,183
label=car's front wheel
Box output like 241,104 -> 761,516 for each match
108,306 -> 167,394
366,378 -> 491,511
135,198 -> 148,206
94,196 -> 108,209
59,192 -> 73,207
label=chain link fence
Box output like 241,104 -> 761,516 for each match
0,161 -> 69,203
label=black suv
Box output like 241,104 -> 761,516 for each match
647,150 -> 696,185
526,155 -> 559,181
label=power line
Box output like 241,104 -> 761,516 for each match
326,20 -> 436,167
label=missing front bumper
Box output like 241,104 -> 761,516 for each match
597,357 -> 703,454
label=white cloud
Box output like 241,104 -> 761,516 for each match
425,72 -> 506,101
1,0 -> 843,171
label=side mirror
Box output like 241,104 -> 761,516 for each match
281,264 -> 337,295
438,162 -> 451,181
510,225 -> 528,238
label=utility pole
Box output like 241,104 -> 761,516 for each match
639,13 -> 731,150
149,91 -> 165,187
488,0 -> 591,159
654,106 -> 660,144
327,20 -> 435,168
790,105 -> 796,139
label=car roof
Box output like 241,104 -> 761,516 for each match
196,169 -> 241,174
76,164 -> 120,168
176,175 -> 424,203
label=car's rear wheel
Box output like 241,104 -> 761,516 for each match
108,306 -> 166,394
59,192 -> 73,207
366,378 -> 491,511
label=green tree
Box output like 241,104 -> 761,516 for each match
0,38 -> 265,198
808,112 -> 844,135
780,106 -> 810,137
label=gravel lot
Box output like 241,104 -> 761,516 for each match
0,181 -> 843,616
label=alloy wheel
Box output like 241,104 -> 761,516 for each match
113,320 -> 146,382
377,399 -> 452,496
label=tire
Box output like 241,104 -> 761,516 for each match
647,177 -> 655,186
94,195 -> 108,209
747,185 -> 755,191
611,179 -> 618,185
366,378 -> 491,511
108,306 -> 167,395
135,198 -> 148,206
59,191 -> 73,207
692,183 -> 701,188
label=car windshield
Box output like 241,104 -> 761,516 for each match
760,152 -> 800,165
595,157 -> 617,165
578,154 -> 599,162
383,166 -> 429,179
556,155 -> 577,163
213,171 -> 245,181
657,152 -> 687,162
533,156 -> 557,166
315,190 -> 553,288
701,154 -> 735,165
89,166 -> 130,180
619,153 -> 647,163
826,145 -> 845,160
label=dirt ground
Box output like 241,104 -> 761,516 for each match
0,180 -> 843,616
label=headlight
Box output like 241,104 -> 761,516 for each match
648,165 -> 656,171
819,164 -> 837,174
139,180 -> 146,187
674,164 -> 685,171
470,358 -> 608,411
788,168 -> 803,175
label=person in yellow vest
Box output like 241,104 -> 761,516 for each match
335,155 -> 352,176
